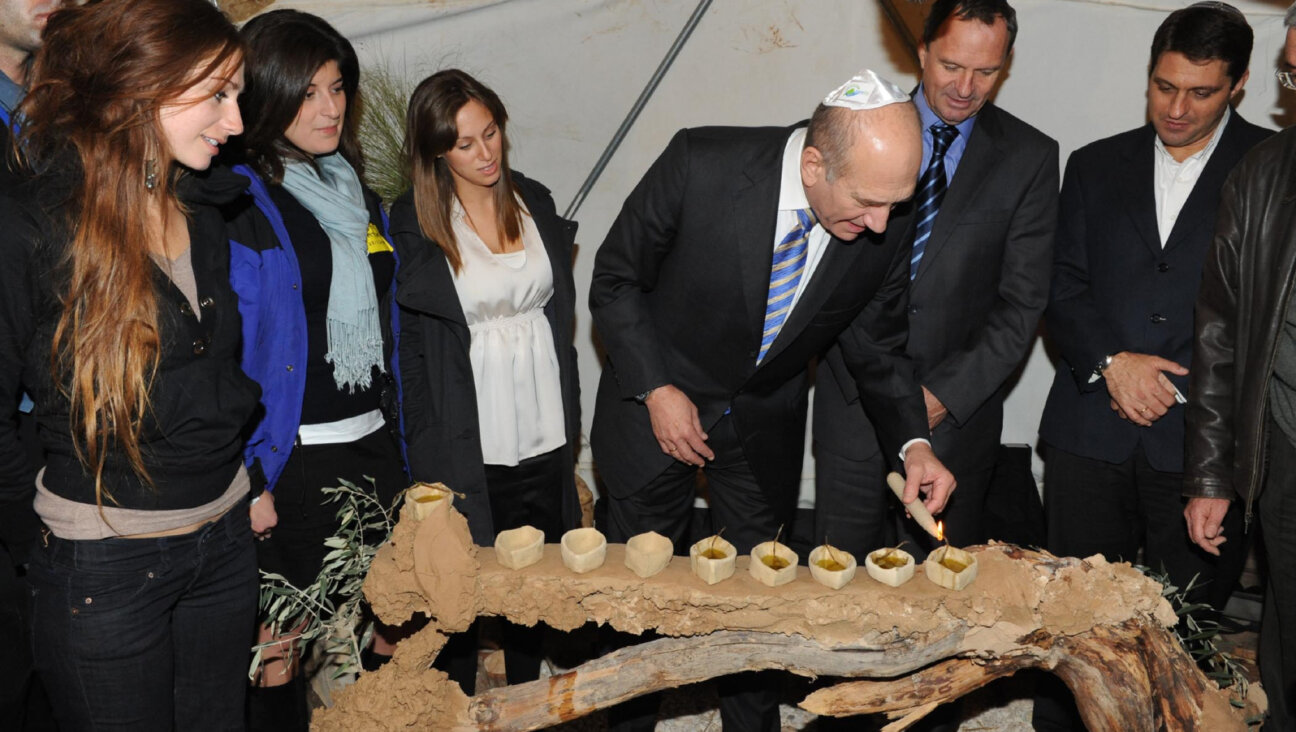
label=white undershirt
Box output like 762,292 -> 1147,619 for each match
1153,106 -> 1229,247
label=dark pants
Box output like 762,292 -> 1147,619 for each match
28,505 -> 258,731
257,426 -> 407,590
438,446 -> 566,694
1043,443 -> 1245,608
1261,425 -> 1296,730
601,415 -> 789,732
812,442 -> 890,559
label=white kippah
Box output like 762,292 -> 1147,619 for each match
822,69 -> 909,110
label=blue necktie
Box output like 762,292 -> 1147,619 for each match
910,123 -> 958,280
758,208 -> 816,363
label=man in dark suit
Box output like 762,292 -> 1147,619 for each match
589,70 -> 956,732
1036,9 -> 1269,727
812,0 -> 1056,560
1039,2 -> 1268,613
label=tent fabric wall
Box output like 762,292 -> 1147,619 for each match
268,0 -> 1295,504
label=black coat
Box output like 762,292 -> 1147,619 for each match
390,173 -> 581,544
589,124 -> 928,499
1040,113 -> 1272,472
1187,127 -> 1296,512
815,102 -> 1058,477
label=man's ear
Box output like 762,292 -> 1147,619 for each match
801,145 -> 824,189
1230,69 -> 1250,99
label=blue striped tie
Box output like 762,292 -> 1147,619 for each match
758,208 -> 816,363
910,123 -> 958,279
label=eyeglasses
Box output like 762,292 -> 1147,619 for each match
1277,68 -> 1296,91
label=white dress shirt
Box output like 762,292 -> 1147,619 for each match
775,127 -> 832,317
1153,106 -> 1229,246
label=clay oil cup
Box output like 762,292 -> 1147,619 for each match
561,527 -> 607,574
406,482 -> 454,521
495,525 -> 545,570
625,531 -> 673,579
689,535 -> 737,585
865,546 -> 915,587
924,545 -> 979,591
749,540 -> 799,587
808,544 -> 857,590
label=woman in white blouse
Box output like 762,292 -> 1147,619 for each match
390,69 -> 581,692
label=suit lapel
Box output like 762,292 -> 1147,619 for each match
912,104 -> 1001,283
1117,125 -> 1163,257
736,135 -> 789,357
759,232 -> 859,365
1163,112 -> 1244,252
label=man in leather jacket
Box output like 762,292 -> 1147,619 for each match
1185,9 -> 1296,726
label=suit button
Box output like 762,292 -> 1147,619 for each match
199,297 -> 214,308
1157,263 -> 1170,273
286,364 -> 294,372
192,338 -> 207,355
1150,313 -> 1166,323
179,302 -> 193,316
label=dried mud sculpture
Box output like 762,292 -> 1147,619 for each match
314,501 -> 1262,732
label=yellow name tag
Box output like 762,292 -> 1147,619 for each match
366,223 -> 393,254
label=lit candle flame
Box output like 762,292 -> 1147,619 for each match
936,521 -> 944,542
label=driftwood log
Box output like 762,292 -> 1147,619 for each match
311,501 -> 1259,731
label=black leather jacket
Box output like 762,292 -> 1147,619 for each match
1185,127 -> 1296,524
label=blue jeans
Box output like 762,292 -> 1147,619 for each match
28,505 -> 258,731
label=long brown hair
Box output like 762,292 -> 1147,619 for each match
403,69 -> 524,274
19,0 -> 244,504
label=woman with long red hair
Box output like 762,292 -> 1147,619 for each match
0,0 -> 260,727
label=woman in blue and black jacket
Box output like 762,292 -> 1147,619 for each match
225,10 -> 406,729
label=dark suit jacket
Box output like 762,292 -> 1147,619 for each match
589,125 -> 928,498
815,102 -> 1059,477
391,173 -> 582,545
1040,113 -> 1272,472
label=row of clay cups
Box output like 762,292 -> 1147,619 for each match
491,523 -> 977,591
494,526 -> 676,578
692,538 -> 979,591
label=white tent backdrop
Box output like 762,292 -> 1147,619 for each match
267,0 -> 1295,506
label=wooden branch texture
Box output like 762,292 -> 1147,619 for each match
312,508 -> 1258,732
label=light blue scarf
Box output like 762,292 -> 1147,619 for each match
281,154 -> 385,392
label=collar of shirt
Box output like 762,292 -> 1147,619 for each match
0,70 -> 22,115
914,83 -> 977,180
772,127 -> 832,320
1152,106 -> 1230,245
778,127 -> 812,212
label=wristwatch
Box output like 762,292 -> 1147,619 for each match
1088,353 -> 1116,384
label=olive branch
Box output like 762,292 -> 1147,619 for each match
249,478 -> 403,681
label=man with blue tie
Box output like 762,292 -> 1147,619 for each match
589,70 -> 956,732
813,0 -> 1057,559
